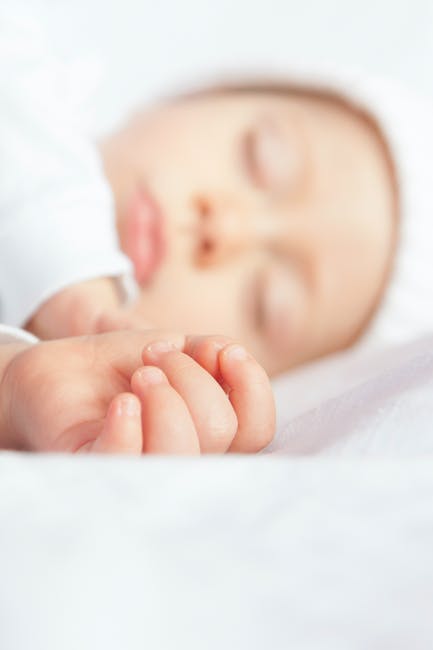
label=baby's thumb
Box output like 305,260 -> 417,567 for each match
89,394 -> 143,454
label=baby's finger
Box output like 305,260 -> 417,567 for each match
142,342 -> 237,453
184,335 -> 231,380
131,366 -> 200,454
219,344 -> 276,453
91,393 -> 143,454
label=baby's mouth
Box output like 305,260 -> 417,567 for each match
123,187 -> 166,285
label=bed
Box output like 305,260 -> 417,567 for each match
1,336 -> 433,649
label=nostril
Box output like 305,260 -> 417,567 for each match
192,196 -> 219,265
193,196 -> 212,220
196,234 -> 218,267
202,238 -> 215,254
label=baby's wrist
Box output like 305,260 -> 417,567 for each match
0,342 -> 31,448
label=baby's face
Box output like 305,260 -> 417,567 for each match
101,91 -> 396,375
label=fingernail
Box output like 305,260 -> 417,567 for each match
118,395 -> 140,417
185,335 -> 204,355
211,339 -> 228,352
224,344 -> 250,361
145,340 -> 177,360
135,366 -> 166,385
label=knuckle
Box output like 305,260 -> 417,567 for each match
164,355 -> 196,382
187,335 -> 232,360
207,335 -> 234,347
204,403 -> 238,449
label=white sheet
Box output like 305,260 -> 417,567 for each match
1,337 -> 433,649
0,455 -> 433,650
269,335 -> 433,456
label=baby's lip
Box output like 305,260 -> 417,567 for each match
125,187 -> 166,285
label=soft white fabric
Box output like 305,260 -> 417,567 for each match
268,334 -> 433,456
0,324 -> 38,345
271,333 -> 433,431
0,5 -> 133,326
0,456 -> 432,650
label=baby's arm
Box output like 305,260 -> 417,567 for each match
0,9 -> 132,333
26,278 -> 124,339
0,331 -> 275,454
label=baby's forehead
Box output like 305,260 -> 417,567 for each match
165,86 -> 295,113
158,88 -> 374,156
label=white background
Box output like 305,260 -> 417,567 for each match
38,0 -> 433,131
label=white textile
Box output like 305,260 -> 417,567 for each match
0,455 -> 432,650
0,324 -> 38,345
0,6 -> 132,326
269,334 -> 433,456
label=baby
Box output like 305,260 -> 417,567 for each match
31,76 -> 433,376
0,8 -> 276,455
3,8 -> 433,454
29,85 -> 397,376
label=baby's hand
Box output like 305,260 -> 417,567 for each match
0,331 -> 275,454
133,335 -> 275,453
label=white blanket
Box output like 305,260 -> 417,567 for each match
1,456 -> 433,650
269,335 -> 433,456
1,337 -> 433,649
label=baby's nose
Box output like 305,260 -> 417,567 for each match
193,196 -> 274,266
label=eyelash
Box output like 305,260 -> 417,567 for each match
252,271 -> 267,332
242,128 -> 265,189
